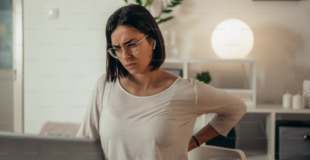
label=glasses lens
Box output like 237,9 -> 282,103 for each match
108,48 -> 118,58
128,43 -> 139,55
108,43 -> 139,59
114,49 -> 122,58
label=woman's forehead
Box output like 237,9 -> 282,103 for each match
111,26 -> 138,37
111,26 -> 142,45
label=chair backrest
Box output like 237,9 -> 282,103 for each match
188,144 -> 246,160
39,121 -> 80,137
0,131 -> 104,160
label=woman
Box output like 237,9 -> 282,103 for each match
76,4 -> 247,160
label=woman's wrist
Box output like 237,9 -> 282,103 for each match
190,136 -> 200,148
192,135 -> 200,147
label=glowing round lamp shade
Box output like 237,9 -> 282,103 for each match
211,19 -> 254,59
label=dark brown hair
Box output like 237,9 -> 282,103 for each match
105,4 -> 166,83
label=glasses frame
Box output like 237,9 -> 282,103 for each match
107,34 -> 149,59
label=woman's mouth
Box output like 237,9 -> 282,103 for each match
126,63 -> 136,69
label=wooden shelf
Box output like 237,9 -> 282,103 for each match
165,58 -> 256,63
247,104 -> 310,114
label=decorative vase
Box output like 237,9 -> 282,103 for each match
303,79 -> 310,109
163,30 -> 179,59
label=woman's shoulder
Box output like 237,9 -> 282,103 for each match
162,70 -> 196,85
176,76 -> 198,86
97,73 -> 107,84
172,77 -> 200,97
94,73 -> 108,91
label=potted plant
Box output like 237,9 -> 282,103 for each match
196,71 -> 211,84
124,0 -> 183,24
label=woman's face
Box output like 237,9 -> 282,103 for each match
110,25 -> 154,75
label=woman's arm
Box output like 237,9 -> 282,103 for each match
188,79 -> 247,151
75,80 -> 101,139
188,124 -> 219,152
194,79 -> 247,138
75,74 -> 106,139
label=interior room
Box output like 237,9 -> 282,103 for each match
0,0 -> 310,160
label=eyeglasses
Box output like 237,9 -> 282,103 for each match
107,34 -> 149,59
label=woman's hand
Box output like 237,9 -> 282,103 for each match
188,124 -> 220,152
188,137 -> 199,152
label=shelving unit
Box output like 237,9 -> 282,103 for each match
198,104 -> 310,160
163,59 -> 310,160
246,104 -> 310,160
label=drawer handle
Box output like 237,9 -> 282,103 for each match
305,134 -> 310,143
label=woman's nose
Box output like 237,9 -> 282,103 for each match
120,49 -> 132,59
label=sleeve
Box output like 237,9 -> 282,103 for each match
194,79 -> 247,137
75,77 -> 102,139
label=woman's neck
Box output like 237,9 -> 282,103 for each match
122,68 -> 164,91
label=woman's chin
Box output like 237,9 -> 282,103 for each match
128,70 -> 137,75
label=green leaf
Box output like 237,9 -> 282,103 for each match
168,2 -> 180,7
196,71 -> 211,84
144,0 -> 152,7
157,19 -> 163,24
136,0 -> 142,5
163,16 -> 173,22
157,16 -> 174,25
157,16 -> 174,23
124,0 -> 128,3
163,9 -> 172,13
154,16 -> 159,20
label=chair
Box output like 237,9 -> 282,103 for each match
188,144 -> 246,160
38,121 -> 80,137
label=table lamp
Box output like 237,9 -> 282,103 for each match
211,19 -> 254,59
210,19 -> 256,107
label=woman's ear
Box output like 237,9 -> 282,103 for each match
153,39 -> 156,50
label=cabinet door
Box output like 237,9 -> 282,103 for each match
279,126 -> 310,160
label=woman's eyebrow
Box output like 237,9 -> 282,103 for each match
112,38 -> 136,47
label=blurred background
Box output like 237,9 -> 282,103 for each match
1,0 -> 310,160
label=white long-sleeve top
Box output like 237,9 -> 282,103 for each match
75,73 -> 247,160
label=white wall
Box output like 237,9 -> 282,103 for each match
13,0 -> 23,133
0,0 -> 14,132
23,0 -> 310,134
159,0 -> 310,104
23,0 -> 126,133
0,70 -> 13,131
